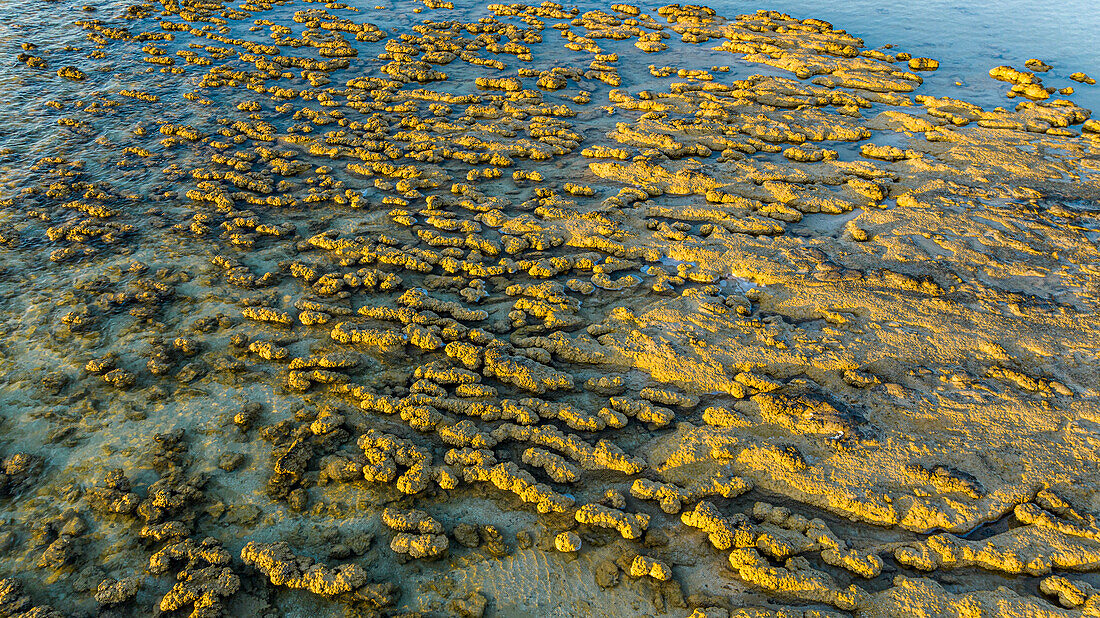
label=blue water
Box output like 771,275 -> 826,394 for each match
714,0 -> 1100,113
415,0 -> 1100,112
2,0 -> 1097,156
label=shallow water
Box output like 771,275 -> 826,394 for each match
720,0 -> 1100,112
0,0 -> 1097,616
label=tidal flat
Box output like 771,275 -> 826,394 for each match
0,0 -> 1099,616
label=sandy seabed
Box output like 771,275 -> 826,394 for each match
0,0 -> 1099,616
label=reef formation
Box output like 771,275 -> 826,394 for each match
0,0 -> 1098,616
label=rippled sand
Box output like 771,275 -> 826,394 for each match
0,1 -> 1099,617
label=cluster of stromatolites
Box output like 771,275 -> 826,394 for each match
0,0 -> 1098,616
